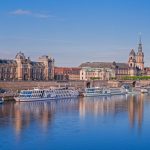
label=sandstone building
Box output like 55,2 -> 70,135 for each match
0,52 -> 54,81
80,67 -> 115,80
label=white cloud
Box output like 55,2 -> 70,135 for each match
10,9 -> 54,19
34,13 -> 55,19
10,9 -> 31,15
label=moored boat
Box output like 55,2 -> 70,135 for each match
83,87 -> 126,97
83,87 -> 111,97
141,88 -> 148,93
0,97 -> 4,104
14,88 -> 79,102
109,88 -> 127,95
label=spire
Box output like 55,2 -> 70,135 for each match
138,33 -> 142,52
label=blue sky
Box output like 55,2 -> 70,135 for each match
0,0 -> 150,66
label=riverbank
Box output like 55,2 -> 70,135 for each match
0,80 -> 150,101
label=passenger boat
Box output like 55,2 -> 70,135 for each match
83,87 -> 126,97
14,88 -> 79,102
109,88 -> 127,95
83,87 -> 111,97
0,97 -> 4,104
141,88 -> 148,93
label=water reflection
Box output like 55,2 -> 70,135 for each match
13,101 -> 55,135
0,94 -> 148,137
80,95 -> 128,117
80,94 -> 145,130
0,99 -> 79,138
128,94 -> 144,129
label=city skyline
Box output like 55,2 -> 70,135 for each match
0,0 -> 150,66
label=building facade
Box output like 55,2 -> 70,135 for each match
0,52 -> 54,81
80,67 -> 115,80
54,67 -> 81,81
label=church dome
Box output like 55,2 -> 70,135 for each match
130,49 -> 136,56
15,51 -> 26,60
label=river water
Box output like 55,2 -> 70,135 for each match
0,94 -> 150,150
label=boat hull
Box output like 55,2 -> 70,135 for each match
83,93 -> 126,97
83,93 -> 111,97
14,96 -> 78,102
110,92 -> 126,96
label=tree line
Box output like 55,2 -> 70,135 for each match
122,76 -> 150,80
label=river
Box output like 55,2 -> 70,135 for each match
0,94 -> 150,150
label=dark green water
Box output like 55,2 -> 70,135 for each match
0,94 -> 150,150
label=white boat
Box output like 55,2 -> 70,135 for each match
83,87 -> 111,97
109,88 -> 127,95
141,88 -> 148,93
14,88 -> 79,102
121,84 -> 133,94
0,97 -> 4,104
83,87 -> 126,97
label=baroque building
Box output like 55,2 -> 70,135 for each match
136,37 -> 144,70
80,38 -> 145,80
128,37 -> 144,76
0,52 -> 54,81
80,67 -> 115,80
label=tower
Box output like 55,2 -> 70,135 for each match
15,51 -> 26,80
15,51 -> 31,80
128,49 -> 136,68
136,35 -> 144,70
38,55 -> 54,80
128,49 -> 136,76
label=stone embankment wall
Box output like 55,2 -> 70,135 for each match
135,80 -> 150,87
0,80 -> 122,92
0,81 -> 85,91
1,80 -> 150,91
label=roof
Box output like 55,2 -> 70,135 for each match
0,59 -> 44,67
0,59 -> 16,65
116,63 -> 129,68
130,49 -> 136,56
80,62 -> 113,68
79,62 -> 129,69
31,61 -> 45,67
54,67 -> 81,74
